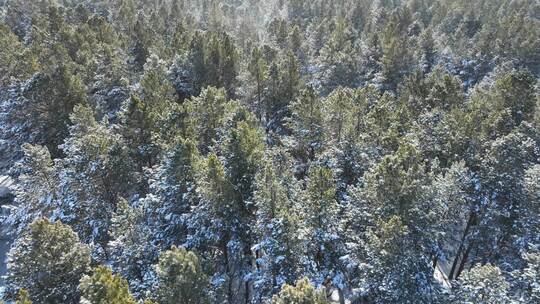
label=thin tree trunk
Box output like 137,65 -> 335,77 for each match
245,281 -> 250,304
456,244 -> 473,279
449,245 -> 462,280
338,288 -> 345,304
449,212 -> 475,280
257,75 -> 261,121
468,245 -> 480,271
244,244 -> 253,304
224,244 -> 233,303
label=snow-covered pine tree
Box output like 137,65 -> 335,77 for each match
7,144 -> 59,237
252,149 -> 304,301
184,86 -> 232,154
59,103 -> 134,256
301,165 -> 345,293
109,198 -> 156,297
142,137 -> 201,250
120,54 -> 176,170
450,264 -> 510,304
314,19 -> 359,95
6,218 -> 91,303
186,154 -> 242,303
286,86 -> 324,165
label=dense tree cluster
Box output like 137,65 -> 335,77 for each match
0,0 -> 538,303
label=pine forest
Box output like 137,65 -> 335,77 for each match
0,0 -> 539,303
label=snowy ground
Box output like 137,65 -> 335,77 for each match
435,264 -> 451,289
0,238 -> 9,286
0,176 -> 12,198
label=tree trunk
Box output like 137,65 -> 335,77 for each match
456,244 -> 473,279
449,212 -> 475,280
338,288 -> 345,304
245,281 -> 250,304
223,244 -> 233,303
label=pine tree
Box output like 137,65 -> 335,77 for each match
186,31 -> 207,95
431,161 -> 478,278
15,289 -> 32,304
7,144 -> 59,237
155,246 -> 209,304
359,216 -> 438,303
287,87 -> 324,163
281,51 -> 301,105
121,55 -> 176,169
360,143 -> 435,234
398,67 -> 464,124
524,165 -> 540,243
289,25 -> 305,63
218,33 -> 238,97
324,86 -> 381,188
377,16 -> 413,91
184,31 -> 238,97
272,277 -> 327,304
59,103 -> 134,252
120,95 -> 156,172
475,123 -> 539,267
20,63 -> 86,157
515,248 -> 540,302
132,13 -> 153,70
222,110 -> 265,203
205,35 -> 222,89
359,32 -> 383,84
248,47 -> 269,120
450,264 -> 510,304
109,198 -> 156,296
361,91 -> 402,153
322,87 -> 355,146
268,18 -> 289,49
470,69 -> 537,140
188,114 -> 265,301
142,137 -> 201,249
315,19 -> 359,94
185,87 -> 231,154
87,14 -> 116,46
346,143 -> 443,302
302,165 -> 342,284
6,218 -> 91,303
0,24 -> 38,85
170,22 -> 191,57
186,154 -> 239,302
266,51 -> 302,123
140,55 -> 177,110
252,150 -> 304,301
117,0 -> 137,32
417,28 -> 437,73
79,265 -> 137,304
424,67 -> 464,111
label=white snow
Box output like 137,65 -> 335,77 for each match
0,176 -> 14,198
